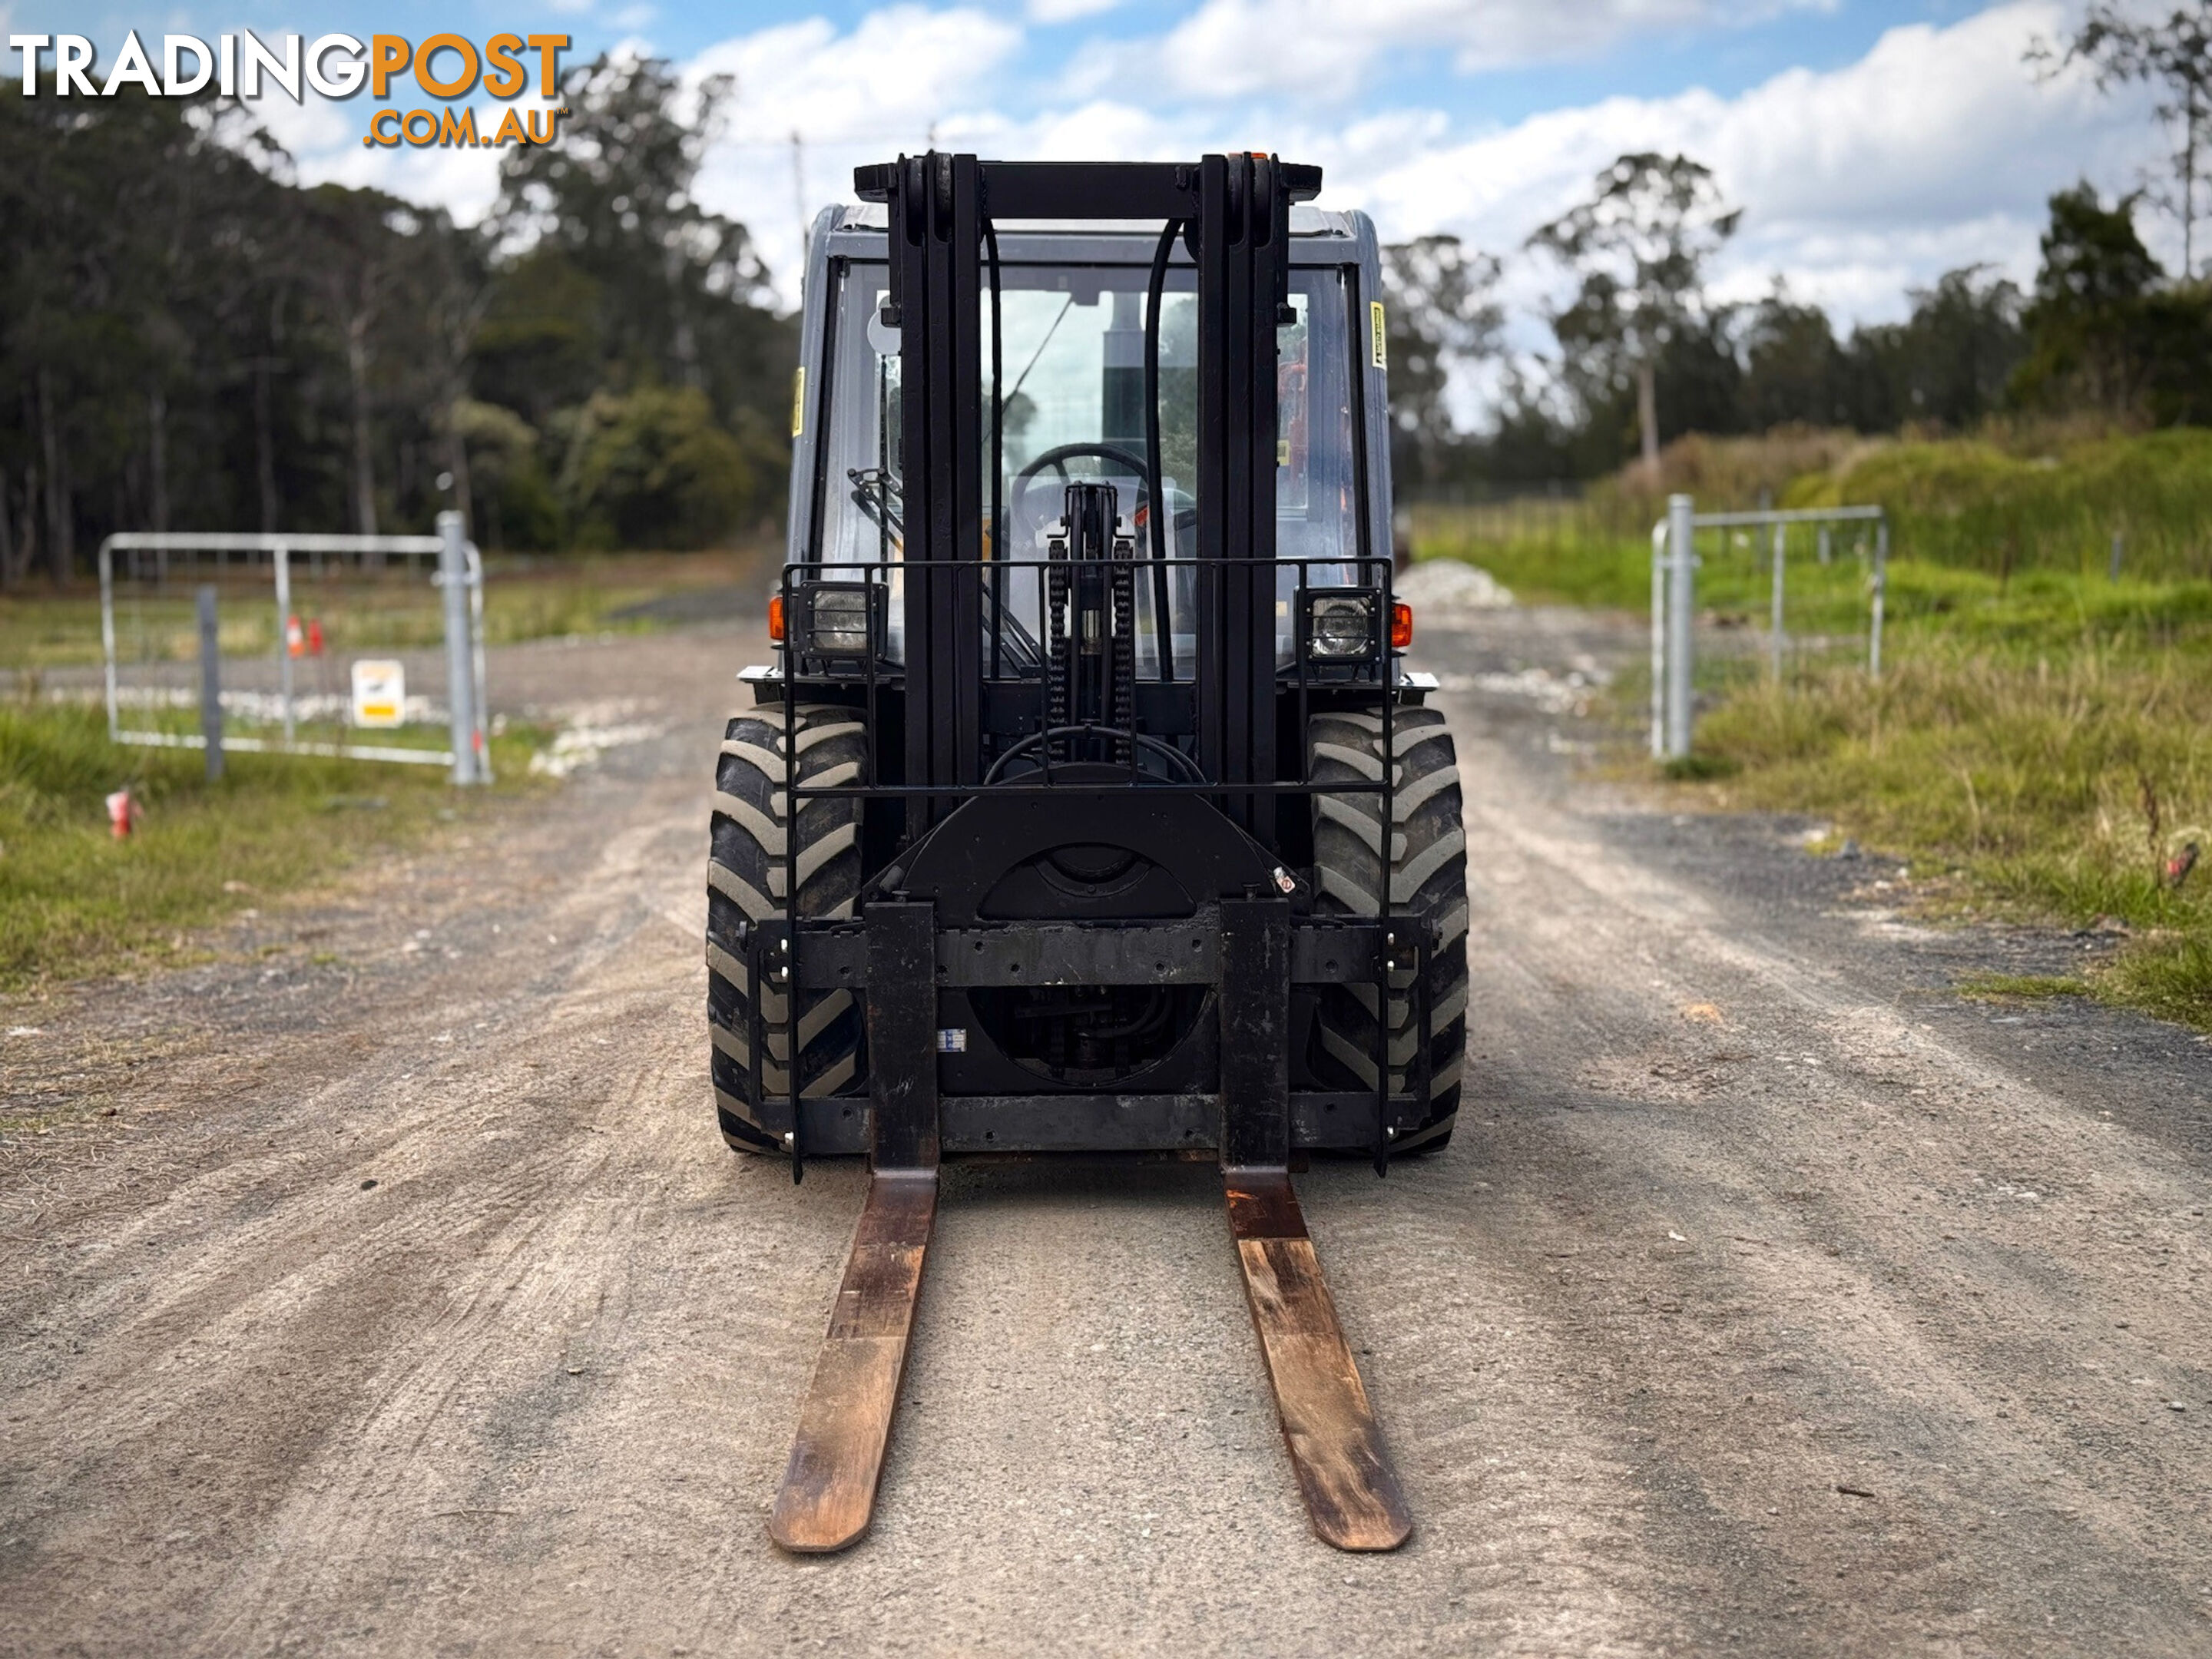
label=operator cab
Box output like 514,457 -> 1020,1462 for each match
794,206 -> 1392,680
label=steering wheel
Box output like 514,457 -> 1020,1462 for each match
1008,442 -> 1154,550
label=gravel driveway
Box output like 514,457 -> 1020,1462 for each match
3,608 -> 2208,1656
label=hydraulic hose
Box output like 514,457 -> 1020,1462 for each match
985,220 -> 1005,680
982,724 -> 1204,786
1144,218 -> 1180,682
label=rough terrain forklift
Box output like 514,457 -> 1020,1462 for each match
708,154 -> 1468,1553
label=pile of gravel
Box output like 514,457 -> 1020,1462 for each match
1395,559 -> 1514,612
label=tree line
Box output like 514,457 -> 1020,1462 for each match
1382,169 -> 2212,493
1383,2 -> 2212,492
0,55 -> 796,586
5,5 -> 2206,579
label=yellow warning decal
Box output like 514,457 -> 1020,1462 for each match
1369,301 -> 1386,369
790,366 -> 806,438
350,659 -> 406,729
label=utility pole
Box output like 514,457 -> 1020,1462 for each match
791,131 -> 810,274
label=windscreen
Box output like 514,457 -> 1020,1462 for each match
813,258 -> 1365,672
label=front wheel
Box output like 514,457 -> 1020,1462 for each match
1306,706 -> 1469,1154
705,701 -> 868,1154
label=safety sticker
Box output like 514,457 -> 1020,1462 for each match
350,660 -> 406,728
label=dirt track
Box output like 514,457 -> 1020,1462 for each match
5,608 -> 2210,1656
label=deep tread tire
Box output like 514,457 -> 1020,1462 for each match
1308,706 -> 1469,1154
707,702 -> 867,1154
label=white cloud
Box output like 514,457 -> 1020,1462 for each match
1029,0 -> 1122,20
684,6 -> 1024,293
688,0 -> 2165,347
689,6 -> 1021,143
243,78 -> 566,222
228,5 -> 1025,296
1306,2 -> 2145,326
232,0 -> 2174,427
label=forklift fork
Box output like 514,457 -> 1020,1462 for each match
1226,1171 -> 1412,1551
768,902 -> 939,1555
767,898 -> 1412,1554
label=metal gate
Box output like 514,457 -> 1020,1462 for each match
1651,494 -> 1889,761
98,515 -> 488,783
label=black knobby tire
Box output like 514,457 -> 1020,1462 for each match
706,702 -> 868,1154
1307,706 -> 1470,1153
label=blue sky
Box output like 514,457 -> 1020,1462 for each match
44,0 -> 1999,111
9,1 -> 2171,402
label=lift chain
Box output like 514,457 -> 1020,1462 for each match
1108,536 -> 1135,766
1045,540 -> 1071,760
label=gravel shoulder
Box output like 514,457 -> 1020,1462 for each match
3,607 -> 2208,1657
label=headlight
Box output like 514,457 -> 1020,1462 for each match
800,582 -> 880,657
1301,588 -> 1378,661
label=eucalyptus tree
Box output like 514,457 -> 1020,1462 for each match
1528,153 -> 1740,478
0,82 -> 279,579
300,184 -> 423,537
489,55 -> 780,419
2035,5 -> 2212,278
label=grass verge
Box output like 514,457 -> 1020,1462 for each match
1412,424 -> 2212,607
1,698 -> 543,992
1786,427 -> 2212,583
1680,629 -> 2212,1028
1409,503 -> 1651,609
1955,972 -> 2089,1001
1412,502 -> 2212,1028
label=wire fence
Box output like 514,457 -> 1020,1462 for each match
99,526 -> 488,782
1651,498 -> 1889,760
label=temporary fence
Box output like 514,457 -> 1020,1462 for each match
98,513 -> 488,783
1651,495 -> 1888,761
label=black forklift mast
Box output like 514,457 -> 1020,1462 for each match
856,154 -> 1317,839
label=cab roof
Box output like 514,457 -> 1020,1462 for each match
815,203 -> 1375,267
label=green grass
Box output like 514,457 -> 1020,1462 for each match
0,548 -> 747,990
1409,503 -> 1651,609
1409,502 -> 1890,631
1412,505 -> 1912,661
1678,619 -> 2212,1028
0,697 -> 543,991
1416,425 -> 2212,608
2100,933 -> 2212,1026
1955,972 -> 2089,1001
1412,486 -> 2212,1029
1787,428 -> 2212,583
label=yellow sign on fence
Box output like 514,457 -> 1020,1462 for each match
350,660 -> 406,728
